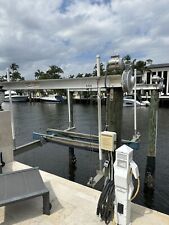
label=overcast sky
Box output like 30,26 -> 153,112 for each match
0,0 -> 169,79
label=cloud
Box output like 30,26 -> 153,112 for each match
0,0 -> 168,79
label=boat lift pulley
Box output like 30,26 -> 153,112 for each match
122,68 -> 135,94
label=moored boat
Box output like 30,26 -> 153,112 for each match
123,95 -> 150,107
4,91 -> 28,102
40,95 -> 64,103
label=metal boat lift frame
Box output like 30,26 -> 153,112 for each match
1,72 -> 122,161
0,59 -> 160,187
0,68 -> 159,157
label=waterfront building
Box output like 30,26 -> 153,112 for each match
143,63 -> 169,99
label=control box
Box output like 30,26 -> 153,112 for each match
100,131 -> 116,152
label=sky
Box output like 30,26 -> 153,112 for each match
0,0 -> 169,79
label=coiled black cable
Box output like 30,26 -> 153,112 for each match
96,179 -> 115,224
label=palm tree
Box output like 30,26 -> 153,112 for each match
76,73 -> 83,78
146,59 -> 153,66
9,63 -> 24,81
35,69 -> 46,80
123,55 -> 131,64
10,63 -> 19,72
135,61 -> 146,74
46,65 -> 63,79
69,74 -> 74,78
92,63 -> 105,76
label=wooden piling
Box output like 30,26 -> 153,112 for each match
0,90 -> 4,111
107,87 -> 123,148
144,90 -> 159,193
28,91 -> 32,102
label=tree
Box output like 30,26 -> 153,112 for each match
123,54 -> 131,64
9,63 -> 24,81
46,65 -> 63,79
92,62 -> 105,76
35,69 -> 46,80
69,74 -> 74,79
10,63 -> 19,71
146,59 -> 153,66
76,73 -> 83,78
34,65 -> 64,80
0,73 -> 7,82
134,60 -> 146,73
84,73 -> 92,77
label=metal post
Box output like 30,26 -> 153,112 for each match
7,69 -> 15,149
134,69 -> 137,136
67,89 -> 73,129
67,89 -> 76,175
96,55 -> 103,169
43,192 -> 50,215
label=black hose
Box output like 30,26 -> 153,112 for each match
96,179 -> 115,224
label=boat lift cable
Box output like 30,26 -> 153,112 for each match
104,64 -> 109,131
89,87 -> 95,178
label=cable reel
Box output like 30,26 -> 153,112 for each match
121,68 -> 135,93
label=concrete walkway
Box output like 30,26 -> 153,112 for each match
0,161 -> 169,225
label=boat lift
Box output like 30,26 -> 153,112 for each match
1,55 -> 160,187
0,56 -> 141,180
0,56 -> 164,225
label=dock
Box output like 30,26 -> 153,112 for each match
1,161 -> 169,225
0,67 -> 169,225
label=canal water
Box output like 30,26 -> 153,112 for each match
2,102 -> 169,215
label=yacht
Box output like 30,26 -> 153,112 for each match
40,95 -> 64,103
4,91 -> 28,102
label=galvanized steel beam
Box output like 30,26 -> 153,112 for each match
1,75 -> 122,90
14,140 -> 42,156
136,84 -> 159,90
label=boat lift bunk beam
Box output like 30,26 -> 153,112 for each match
31,129 -> 140,152
1,75 -> 122,91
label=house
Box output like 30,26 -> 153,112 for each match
143,63 -> 169,98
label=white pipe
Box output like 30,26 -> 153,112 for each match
67,89 -> 71,128
96,55 -> 103,165
134,69 -> 137,136
7,68 -> 15,148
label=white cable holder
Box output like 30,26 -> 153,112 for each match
114,145 -> 139,225
96,55 -> 103,169
67,89 -> 72,129
134,69 -> 137,136
7,68 -> 15,149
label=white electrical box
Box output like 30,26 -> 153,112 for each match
114,145 -> 136,225
100,131 -> 116,152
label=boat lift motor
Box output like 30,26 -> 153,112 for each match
114,145 -> 139,225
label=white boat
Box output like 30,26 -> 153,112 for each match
123,95 -> 150,107
4,91 -> 28,102
40,95 -> 64,103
